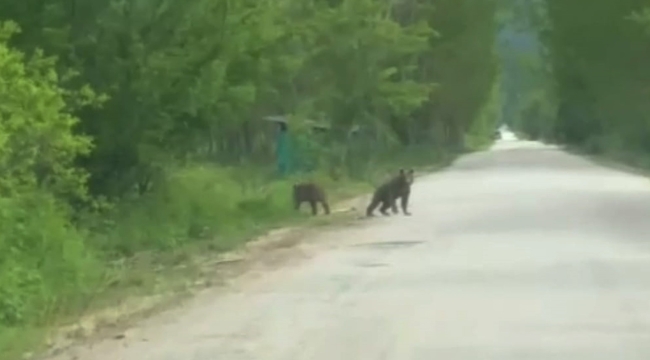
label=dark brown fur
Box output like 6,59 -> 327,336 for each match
293,182 -> 330,215
366,169 -> 414,217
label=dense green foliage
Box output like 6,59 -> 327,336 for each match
0,0 -> 500,356
507,0 -> 650,167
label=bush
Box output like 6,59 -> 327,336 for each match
92,165 -> 332,257
0,192 -> 101,326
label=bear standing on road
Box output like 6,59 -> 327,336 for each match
366,169 -> 414,217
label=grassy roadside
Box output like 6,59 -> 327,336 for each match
562,144 -> 650,178
2,148 -> 459,360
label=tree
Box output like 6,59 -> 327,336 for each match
0,21 -> 94,199
509,0 -> 650,157
0,21 -> 100,328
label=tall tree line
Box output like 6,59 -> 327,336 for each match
509,0 -> 650,161
1,0 -> 500,199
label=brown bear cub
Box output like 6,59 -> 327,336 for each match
293,182 -> 330,215
366,168 -> 414,217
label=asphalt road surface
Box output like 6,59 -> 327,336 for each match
48,138 -> 650,360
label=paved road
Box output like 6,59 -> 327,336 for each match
49,139 -> 650,360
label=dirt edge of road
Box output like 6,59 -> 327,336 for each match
35,196 -> 367,360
